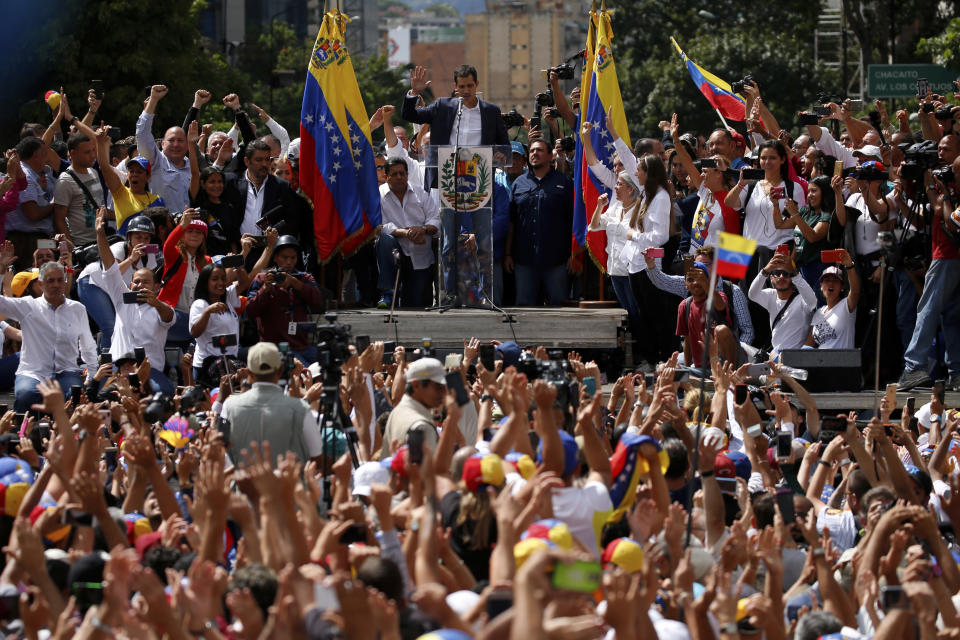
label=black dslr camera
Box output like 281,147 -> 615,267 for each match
731,75 -> 756,96
549,62 -> 575,80
502,109 -> 525,128
900,140 -> 940,181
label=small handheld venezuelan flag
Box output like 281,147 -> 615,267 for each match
715,232 -> 757,281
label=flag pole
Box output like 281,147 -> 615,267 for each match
715,108 -> 731,130
685,260 -> 718,548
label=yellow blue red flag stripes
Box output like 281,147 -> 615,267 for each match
572,5 -> 630,272
670,37 -> 746,122
715,231 -> 757,280
299,11 -> 381,262
571,6 -> 597,260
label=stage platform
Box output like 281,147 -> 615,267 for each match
332,307 -> 628,349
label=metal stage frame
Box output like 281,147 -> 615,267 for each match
331,307 -> 628,349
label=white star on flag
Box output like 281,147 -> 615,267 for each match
332,146 -> 341,156
329,174 -> 337,182
333,162 -> 341,170
304,114 -> 314,124
325,122 -> 334,131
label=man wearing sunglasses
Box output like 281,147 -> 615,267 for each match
748,252 -> 817,357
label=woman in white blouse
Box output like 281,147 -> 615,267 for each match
589,171 -> 643,353
627,154 -> 675,366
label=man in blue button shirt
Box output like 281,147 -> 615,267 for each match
505,139 -> 574,306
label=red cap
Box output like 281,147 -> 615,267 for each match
186,219 -> 208,235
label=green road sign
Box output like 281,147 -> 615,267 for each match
867,64 -> 957,98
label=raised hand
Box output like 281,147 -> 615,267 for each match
222,93 -> 241,111
150,85 -> 169,102
410,66 -> 431,95
193,89 -> 211,107
187,120 -> 200,145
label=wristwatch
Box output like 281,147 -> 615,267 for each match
479,394 -> 493,403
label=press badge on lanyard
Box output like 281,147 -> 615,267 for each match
288,322 -> 298,335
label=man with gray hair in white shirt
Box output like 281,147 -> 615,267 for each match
0,261 -> 98,411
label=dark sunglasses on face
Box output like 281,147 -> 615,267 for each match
770,270 -> 791,278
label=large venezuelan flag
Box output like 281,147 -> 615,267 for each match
573,7 -> 631,273
671,37 -> 746,122
571,8 -> 597,266
300,12 -> 382,262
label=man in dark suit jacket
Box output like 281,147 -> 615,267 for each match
401,64 -> 510,189
223,140 -> 312,254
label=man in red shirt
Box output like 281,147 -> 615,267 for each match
898,138 -> 960,391
676,262 -> 739,368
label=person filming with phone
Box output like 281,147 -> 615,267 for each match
90,207 -> 175,393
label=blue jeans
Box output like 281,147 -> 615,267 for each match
891,267 -> 919,353
292,346 -> 318,366
149,367 -> 174,395
441,210 -> 494,303
0,353 -> 19,390
15,371 -> 84,413
515,264 -> 567,306
903,258 -> 960,377
611,275 -> 642,357
166,310 -> 193,345
77,275 -> 116,351
376,235 -> 432,307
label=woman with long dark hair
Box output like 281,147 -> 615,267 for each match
188,123 -> 239,254
188,229 -> 277,382
774,174 -> 843,294
626,153 -> 675,366
158,210 -> 212,344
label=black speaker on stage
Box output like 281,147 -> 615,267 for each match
780,349 -> 862,392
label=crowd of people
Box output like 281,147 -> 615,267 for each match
0,56 -> 956,638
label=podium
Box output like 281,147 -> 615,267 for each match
425,144 -> 512,307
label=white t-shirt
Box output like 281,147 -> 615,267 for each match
816,507 -> 858,552
189,282 -> 241,364
747,270 -> 817,353
550,481 -> 613,556
690,183 -> 726,251
811,300 -> 856,349
177,254 -> 201,313
736,180 -> 806,249
846,192 -> 897,256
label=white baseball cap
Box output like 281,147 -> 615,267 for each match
352,461 -> 389,498
405,358 -> 446,385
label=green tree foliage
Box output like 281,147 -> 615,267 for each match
842,0 -> 960,70
917,17 -> 960,69
237,21 -> 408,144
3,0 -> 250,144
610,0 -> 834,139
1,1 -> 407,148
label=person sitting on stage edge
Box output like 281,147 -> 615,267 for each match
0,260 -> 97,411
377,158 -> 438,309
676,261 -> 738,368
749,252 -> 817,357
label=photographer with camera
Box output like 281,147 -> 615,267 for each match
899,143 -> 960,392
90,207 -> 174,393
246,234 -> 324,364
